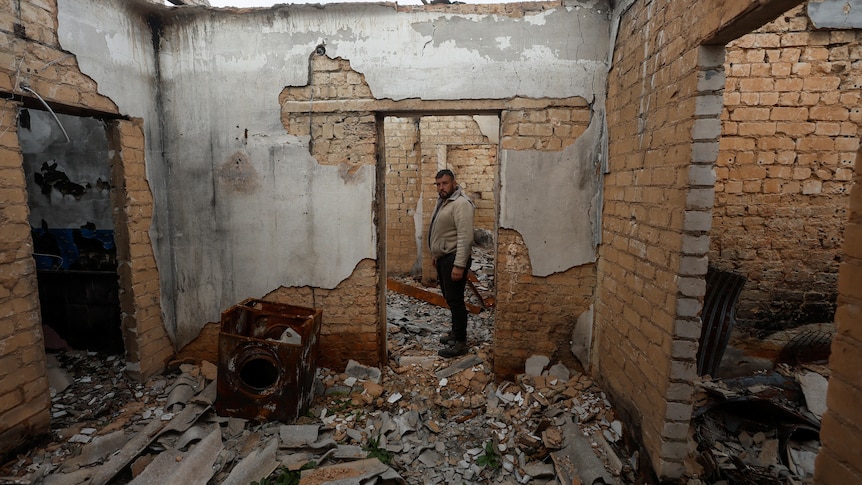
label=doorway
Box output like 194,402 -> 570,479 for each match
18,109 -> 123,355
382,113 -> 499,348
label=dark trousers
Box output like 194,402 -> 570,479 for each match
436,253 -> 471,342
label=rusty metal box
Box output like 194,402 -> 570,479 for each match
216,298 -> 322,423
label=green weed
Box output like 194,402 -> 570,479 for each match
475,440 -> 501,470
363,434 -> 393,465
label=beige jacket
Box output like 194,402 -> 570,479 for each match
428,186 -> 475,268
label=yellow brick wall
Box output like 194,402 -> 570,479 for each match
0,5 -> 117,114
385,117 -> 421,275
597,0 -> 752,478
713,5 -> 861,333
1,0 -> 130,456
386,115 -> 497,284
446,144 -> 497,231
415,116 -> 495,283
501,105 -> 591,151
109,119 -> 174,380
281,55 -> 376,170
815,146 -> 862,483
264,259 -> 381,371
494,229 -> 595,376
0,97 -> 50,456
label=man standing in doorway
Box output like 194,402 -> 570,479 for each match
429,169 -> 475,358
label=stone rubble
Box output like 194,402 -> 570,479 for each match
0,247 -> 827,484
0,248 -> 637,484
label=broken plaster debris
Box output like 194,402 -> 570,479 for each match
690,364 -> 827,484
0,248 -> 828,484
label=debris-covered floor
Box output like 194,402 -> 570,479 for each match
0,252 -> 830,484
0,299 -> 629,484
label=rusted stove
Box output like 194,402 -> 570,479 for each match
216,298 -> 322,422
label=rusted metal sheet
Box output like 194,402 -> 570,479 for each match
216,298 -> 322,423
387,278 -> 484,314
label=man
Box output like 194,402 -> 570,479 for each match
428,169 -> 475,358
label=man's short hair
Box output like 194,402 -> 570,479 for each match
435,169 -> 455,180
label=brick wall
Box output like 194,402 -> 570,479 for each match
446,144 -> 497,231
109,119 -> 173,381
264,259 -> 380,371
280,54 -> 384,368
0,98 -> 50,457
384,117 -> 421,275
1,0 -> 169,455
384,115 -> 495,279
418,116 -> 496,283
2,0 -> 110,456
494,229 -> 595,376
281,55 -> 377,170
815,146 -> 862,483
501,104 -> 591,151
712,5 -> 861,335
596,0 -> 782,479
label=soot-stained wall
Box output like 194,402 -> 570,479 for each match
57,0 -> 611,352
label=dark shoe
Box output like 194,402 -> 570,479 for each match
439,332 -> 456,345
438,341 -> 468,358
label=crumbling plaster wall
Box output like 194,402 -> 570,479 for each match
58,1 -> 611,356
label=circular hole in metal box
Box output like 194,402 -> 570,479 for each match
237,350 -> 279,391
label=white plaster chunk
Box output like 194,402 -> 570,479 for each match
524,355 -> 550,377
797,370 -> 828,420
548,363 -> 570,382
571,305 -> 593,367
345,359 -> 382,384
472,115 -> 500,144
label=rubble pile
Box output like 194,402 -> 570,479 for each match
689,365 -> 827,485
0,285 -> 635,484
0,246 -> 830,484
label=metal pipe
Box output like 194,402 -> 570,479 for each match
20,85 -> 71,143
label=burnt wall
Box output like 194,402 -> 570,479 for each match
712,5 -> 861,335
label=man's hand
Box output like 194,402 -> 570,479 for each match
451,266 -> 465,281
